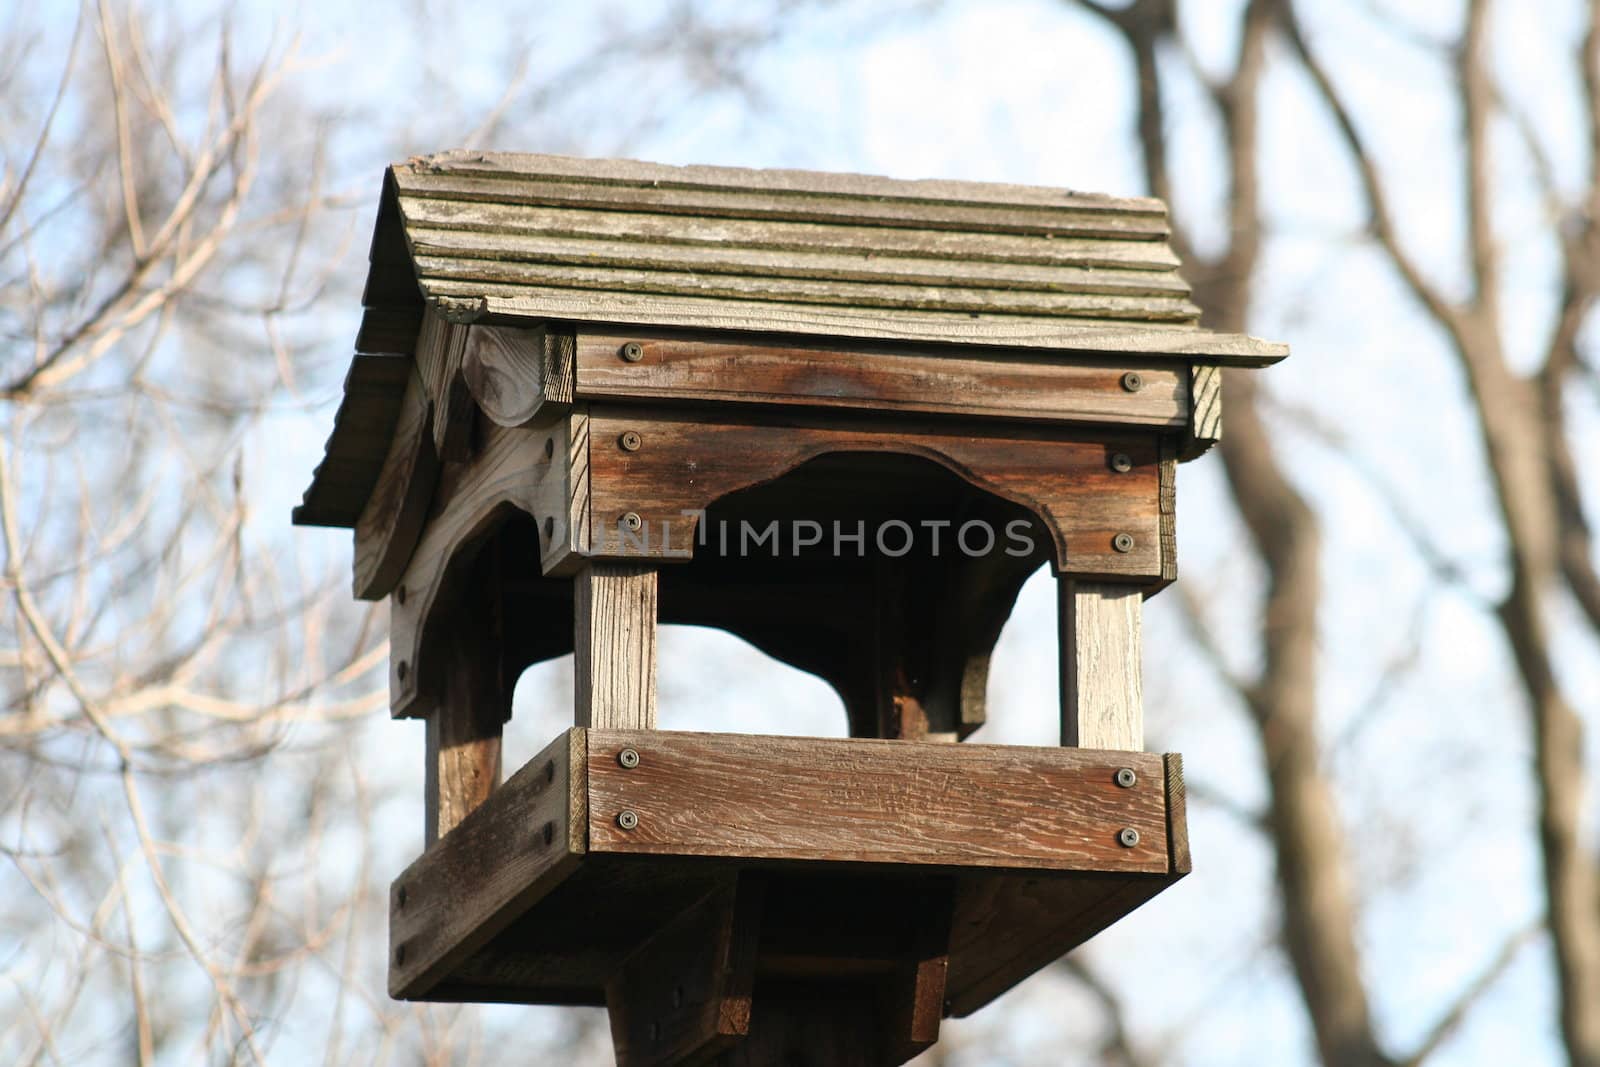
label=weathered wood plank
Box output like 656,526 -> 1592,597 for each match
1159,436 -> 1178,583
584,406 -> 1164,580
574,564 -> 658,730
414,305 -> 476,461
461,323 -> 575,427
424,281 -> 1288,365
405,150 -> 1170,216
1182,362 -> 1223,459
388,415 -> 576,718
355,305 -> 423,355
401,197 -> 1183,270
1059,581 -> 1144,750
606,880 -> 761,1067
292,353 -> 412,527
414,254 -> 1199,321
574,333 -> 1187,429
391,728 -> 585,999
353,369 -> 438,599
586,731 -> 1168,871
1165,753 -> 1191,875
409,226 -> 1189,296
397,169 -> 1168,240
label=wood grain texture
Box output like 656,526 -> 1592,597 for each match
462,323 -> 576,427
574,564 -> 658,730
404,150 -> 1170,217
1159,436 -> 1178,584
391,728 -> 585,999
408,224 -> 1188,292
586,731 -> 1168,871
1182,362 -> 1223,459
414,305 -> 476,461
398,166 -> 1167,240
353,370 -> 438,599
424,566 -> 509,845
427,281 -> 1287,365
574,333 -> 1187,429
584,406 -> 1164,580
606,881 -> 760,1067
388,415 -> 575,718
1165,752 -> 1191,875
1060,581 -> 1144,750
413,253 -> 1199,322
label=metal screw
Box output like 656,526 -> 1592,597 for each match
1115,767 -> 1137,789
621,511 -> 643,531
619,431 -> 642,452
1112,532 -> 1135,553
621,342 -> 644,362
1120,371 -> 1144,392
1118,827 -> 1141,848
617,810 -> 640,831
1109,453 -> 1134,474
618,748 -> 640,769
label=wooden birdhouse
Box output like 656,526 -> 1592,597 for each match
294,152 -> 1285,1066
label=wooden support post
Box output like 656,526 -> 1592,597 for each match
424,579 -> 508,846
575,562 -> 659,729
1058,579 -> 1143,750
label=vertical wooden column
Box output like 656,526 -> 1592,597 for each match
575,561 -> 660,729
424,570 -> 508,846
1058,578 -> 1144,750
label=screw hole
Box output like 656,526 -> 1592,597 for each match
542,821 -> 555,846
396,585 -> 407,605
397,660 -> 409,682
544,436 -> 554,460
397,886 -> 408,909
545,761 -> 555,784
395,944 -> 406,966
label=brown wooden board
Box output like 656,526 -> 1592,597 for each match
586,731 -> 1168,872
583,406 -> 1164,579
390,729 -> 585,999
389,730 -> 1185,1017
574,332 -> 1187,428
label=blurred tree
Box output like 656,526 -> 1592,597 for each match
1062,1 -> 1600,1064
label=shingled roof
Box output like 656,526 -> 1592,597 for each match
295,151 -> 1287,528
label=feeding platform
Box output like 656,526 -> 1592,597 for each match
294,151 -> 1285,1065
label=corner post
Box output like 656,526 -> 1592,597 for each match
424,567 -> 509,846
575,561 -> 660,729
1058,578 -> 1144,750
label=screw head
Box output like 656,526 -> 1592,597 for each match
1112,532 -> 1135,553
619,430 -> 642,452
1115,767 -> 1137,789
621,342 -> 644,362
621,511 -> 643,532
618,747 -> 641,769
1120,371 -> 1144,392
1118,827 -> 1141,848
1109,452 -> 1134,473
617,810 -> 640,831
